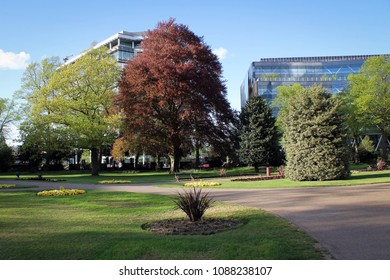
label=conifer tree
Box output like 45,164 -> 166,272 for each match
283,85 -> 350,181
238,95 -> 278,172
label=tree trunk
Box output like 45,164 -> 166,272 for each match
253,163 -> 259,173
378,131 -> 389,161
353,135 -> 360,163
155,153 -> 161,171
225,155 -> 230,168
169,145 -> 181,173
90,147 -> 100,176
195,141 -> 201,169
134,153 -> 139,170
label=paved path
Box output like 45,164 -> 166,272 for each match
2,180 -> 390,259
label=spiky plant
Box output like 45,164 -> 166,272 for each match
174,187 -> 215,222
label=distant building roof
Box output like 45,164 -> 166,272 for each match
64,31 -> 146,65
257,54 -> 390,63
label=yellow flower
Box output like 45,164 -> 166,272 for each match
183,180 -> 221,187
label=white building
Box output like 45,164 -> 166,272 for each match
64,31 -> 146,68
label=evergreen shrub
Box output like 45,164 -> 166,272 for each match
282,85 -> 350,181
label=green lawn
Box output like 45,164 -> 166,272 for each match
0,166 -> 258,184
0,190 -> 324,260
157,169 -> 390,189
1,167 -> 389,189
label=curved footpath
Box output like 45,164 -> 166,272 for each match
2,180 -> 390,260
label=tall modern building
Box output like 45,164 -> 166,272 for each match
240,54 -> 389,113
64,31 -> 146,68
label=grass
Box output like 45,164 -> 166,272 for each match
0,190 -> 325,260
0,167 -> 257,184
1,166 -> 389,189
157,169 -> 390,189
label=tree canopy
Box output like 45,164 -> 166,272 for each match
118,19 -> 234,172
0,97 -> 19,140
348,55 -> 390,159
20,48 -> 122,175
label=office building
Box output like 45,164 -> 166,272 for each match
240,55 -> 388,113
64,31 -> 146,68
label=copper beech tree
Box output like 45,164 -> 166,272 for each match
118,19 -> 234,172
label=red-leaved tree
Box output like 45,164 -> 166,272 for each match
118,19 -> 234,172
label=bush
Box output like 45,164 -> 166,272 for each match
282,85 -> 350,181
174,187 -> 215,222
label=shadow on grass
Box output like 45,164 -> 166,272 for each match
349,171 -> 390,181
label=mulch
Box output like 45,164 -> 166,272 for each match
142,218 -> 244,235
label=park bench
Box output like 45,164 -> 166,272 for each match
174,172 -> 195,182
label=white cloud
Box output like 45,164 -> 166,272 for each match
0,49 -> 30,70
213,47 -> 228,60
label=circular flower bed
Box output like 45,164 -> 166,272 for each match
142,218 -> 243,235
37,187 -> 86,196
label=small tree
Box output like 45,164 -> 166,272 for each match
238,95 -> 278,172
283,85 -> 350,181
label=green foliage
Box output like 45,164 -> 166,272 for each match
360,135 -> 375,153
0,98 -> 19,139
283,85 -> 350,181
174,187 -> 215,222
348,55 -> 390,158
17,56 -> 73,169
273,83 -> 304,130
358,136 -> 376,163
47,47 -> 122,148
238,95 -> 278,170
21,48 -> 122,175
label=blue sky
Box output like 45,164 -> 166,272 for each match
1,0 -> 389,110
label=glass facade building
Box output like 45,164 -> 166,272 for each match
240,55 -> 388,114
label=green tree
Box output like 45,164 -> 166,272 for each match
336,87 -> 367,163
348,55 -> 390,160
25,48 -> 122,176
17,56 -> 70,169
283,85 -> 350,181
0,98 -> 19,140
238,95 -> 278,172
